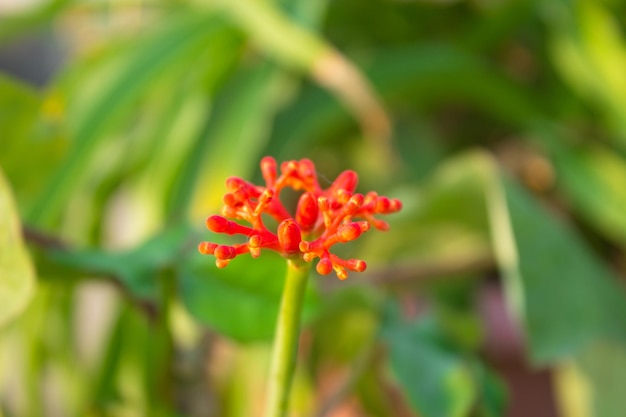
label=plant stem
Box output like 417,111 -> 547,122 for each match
264,259 -> 311,417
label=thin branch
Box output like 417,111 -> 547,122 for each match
22,225 -> 159,321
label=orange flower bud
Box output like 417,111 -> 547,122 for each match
346,259 -> 366,272
316,258 -> 333,275
198,241 -> 218,255
214,245 -> 237,260
337,222 -> 363,242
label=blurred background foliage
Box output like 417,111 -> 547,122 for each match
1,0 -> 626,416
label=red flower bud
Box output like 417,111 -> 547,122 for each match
344,193 -> 364,215
330,170 -> 358,194
375,196 -> 391,213
199,156 -> 401,279
261,156 -> 277,186
278,219 -> 302,254
389,199 -> 402,213
296,192 -> 319,232
206,215 -> 230,233
206,215 -> 253,235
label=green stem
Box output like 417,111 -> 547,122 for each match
264,259 -> 311,417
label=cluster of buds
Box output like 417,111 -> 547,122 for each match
198,157 -> 401,280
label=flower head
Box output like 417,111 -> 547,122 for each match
198,157 -> 401,279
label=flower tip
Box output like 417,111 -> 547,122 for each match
261,156 -> 277,184
198,241 -> 217,255
337,222 -> 362,242
375,196 -> 391,213
296,192 -> 319,231
278,219 -> 302,254
297,158 -> 316,179
347,259 -> 367,272
214,245 -> 237,260
225,176 -> 243,192
316,258 -> 333,275
281,160 -> 298,175
206,215 -> 229,232
216,259 -> 230,268
336,269 -> 349,280
390,199 -> 402,212
372,219 -> 390,231
345,193 -> 364,213
223,192 -> 237,207
331,170 -> 358,194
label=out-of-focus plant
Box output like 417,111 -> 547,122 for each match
1,0 -> 626,416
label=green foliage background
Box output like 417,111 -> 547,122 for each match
1,0 -> 626,416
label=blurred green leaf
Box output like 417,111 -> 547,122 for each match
214,0 -> 325,71
311,287 -> 380,363
49,223 -> 193,300
188,62 -> 293,219
88,303 -> 169,415
0,73 -> 39,150
361,146 -> 492,270
0,74 -> 65,205
0,0 -> 72,43
431,279 -> 485,353
482,152 -> 626,363
553,145 -> 626,247
395,151 -> 626,363
270,44 -> 545,159
474,363 -> 507,417
555,340 -> 626,417
27,12 -> 239,226
546,0 -> 626,143
181,251 -> 319,343
382,304 -> 476,417
0,168 -> 36,328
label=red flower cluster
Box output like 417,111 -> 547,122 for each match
198,157 -> 401,279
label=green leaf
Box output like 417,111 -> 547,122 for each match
27,12 -> 239,226
0,0 -> 73,44
402,151 -> 626,363
555,340 -> 626,417
360,147 -> 492,269
181,251 -> 319,343
0,168 -> 36,327
187,62 -> 293,219
473,363 -> 507,417
553,145 -> 626,247
0,74 -> 65,205
49,223 -> 193,300
269,45 -> 544,158
481,152 -> 626,363
382,304 -> 476,417
546,0 -> 626,144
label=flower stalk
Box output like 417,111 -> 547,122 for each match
264,260 -> 310,417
